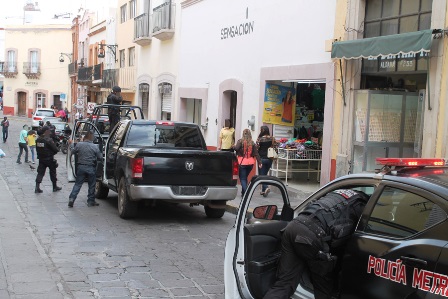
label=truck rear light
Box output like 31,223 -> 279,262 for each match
232,159 -> 239,180
33,116 -> 42,121
156,121 -> 174,126
376,158 -> 445,167
131,157 -> 144,178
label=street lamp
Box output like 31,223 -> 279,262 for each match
59,53 -> 73,63
98,44 -> 118,62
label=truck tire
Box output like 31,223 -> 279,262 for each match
118,177 -> 138,219
95,181 -> 109,199
204,206 -> 226,218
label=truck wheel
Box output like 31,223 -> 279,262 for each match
95,181 -> 109,199
204,206 -> 226,218
118,177 -> 137,219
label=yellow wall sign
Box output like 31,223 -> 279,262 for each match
262,83 -> 296,126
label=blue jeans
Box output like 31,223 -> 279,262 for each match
30,146 -> 36,162
69,164 -> 96,203
260,158 -> 273,192
239,164 -> 254,196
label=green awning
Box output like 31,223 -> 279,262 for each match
331,29 -> 433,60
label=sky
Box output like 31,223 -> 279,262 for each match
0,0 -> 111,26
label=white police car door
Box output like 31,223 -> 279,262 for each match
224,175 -> 293,299
66,120 -> 103,182
339,182 -> 447,298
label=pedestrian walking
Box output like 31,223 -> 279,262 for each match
68,130 -> 102,207
27,129 -> 37,164
17,125 -> 30,164
64,107 -> 69,122
234,129 -> 261,197
34,126 -> 62,193
1,116 -> 9,142
107,86 -> 123,133
256,126 -> 278,196
217,119 -> 235,151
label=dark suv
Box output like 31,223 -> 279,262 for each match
225,158 -> 448,299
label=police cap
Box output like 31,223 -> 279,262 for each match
112,86 -> 121,92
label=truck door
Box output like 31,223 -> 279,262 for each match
66,120 -> 103,180
340,183 -> 446,299
105,121 -> 128,188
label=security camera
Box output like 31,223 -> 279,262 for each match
59,56 -> 64,63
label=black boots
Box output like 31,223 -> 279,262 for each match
35,183 -> 43,193
53,182 -> 62,192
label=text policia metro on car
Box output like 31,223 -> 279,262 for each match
367,255 -> 448,296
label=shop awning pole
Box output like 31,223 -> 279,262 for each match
339,59 -> 347,106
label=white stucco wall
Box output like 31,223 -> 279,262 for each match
179,0 -> 336,145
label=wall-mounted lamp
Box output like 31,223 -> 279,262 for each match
201,117 -> 209,130
59,52 -> 73,63
248,115 -> 255,131
98,43 -> 118,62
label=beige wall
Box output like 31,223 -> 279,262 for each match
3,24 -> 72,116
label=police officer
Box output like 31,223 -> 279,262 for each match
264,189 -> 369,299
35,126 -> 62,193
107,86 -> 122,133
67,130 -> 103,207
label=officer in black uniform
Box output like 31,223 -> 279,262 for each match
107,86 -> 123,133
264,189 -> 369,299
34,126 -> 62,193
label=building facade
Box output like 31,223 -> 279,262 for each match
1,24 -> 72,117
330,0 -> 447,179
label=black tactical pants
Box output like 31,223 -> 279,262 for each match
264,216 -> 336,299
108,113 -> 120,133
36,158 -> 58,184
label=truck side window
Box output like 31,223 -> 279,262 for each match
365,186 -> 446,238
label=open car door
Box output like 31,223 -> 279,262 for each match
66,120 -> 104,182
224,175 -> 294,299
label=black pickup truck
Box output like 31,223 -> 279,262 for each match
68,118 -> 238,219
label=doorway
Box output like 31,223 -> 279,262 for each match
53,95 -> 61,110
139,83 -> 149,119
222,90 -> 237,129
18,92 -> 27,116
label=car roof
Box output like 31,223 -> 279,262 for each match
128,120 -> 198,126
36,108 -> 55,111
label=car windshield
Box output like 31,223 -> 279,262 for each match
126,124 -> 203,148
53,123 -> 67,131
36,110 -> 54,117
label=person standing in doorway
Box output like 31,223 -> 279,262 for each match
17,125 -> 29,164
234,129 -> 261,197
107,86 -> 123,132
256,126 -> 277,196
34,126 -> 61,193
217,119 -> 235,151
67,130 -> 103,207
27,129 -> 37,164
1,116 -> 9,142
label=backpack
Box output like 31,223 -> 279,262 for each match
300,190 -> 368,248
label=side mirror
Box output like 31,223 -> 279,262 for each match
253,205 -> 278,220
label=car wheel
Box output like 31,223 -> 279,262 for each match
95,181 -> 109,199
204,206 -> 226,218
118,177 -> 137,219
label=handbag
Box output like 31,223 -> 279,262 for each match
267,137 -> 278,159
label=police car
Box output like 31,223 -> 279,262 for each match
224,158 -> 448,299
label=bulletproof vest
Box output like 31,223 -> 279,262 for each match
300,190 -> 368,248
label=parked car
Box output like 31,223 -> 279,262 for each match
225,158 -> 448,299
31,108 -> 56,130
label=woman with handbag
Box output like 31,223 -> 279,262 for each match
256,125 -> 278,197
234,129 -> 262,198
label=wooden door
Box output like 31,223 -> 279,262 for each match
18,92 -> 27,116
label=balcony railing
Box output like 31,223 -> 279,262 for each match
77,66 -> 93,83
118,67 -> 136,91
68,62 -> 77,75
23,62 -> 41,78
134,13 -> 152,46
152,2 -> 175,41
0,61 -> 18,78
102,69 -> 118,89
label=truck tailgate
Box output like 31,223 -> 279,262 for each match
137,149 -> 236,186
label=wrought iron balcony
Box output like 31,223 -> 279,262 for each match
68,62 -> 77,75
152,2 -> 175,41
0,61 -> 18,78
77,66 -> 93,84
23,62 -> 41,78
134,13 -> 152,46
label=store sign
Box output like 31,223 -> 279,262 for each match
25,82 -> 38,86
262,83 -> 296,127
364,50 -> 429,73
221,21 -> 254,40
